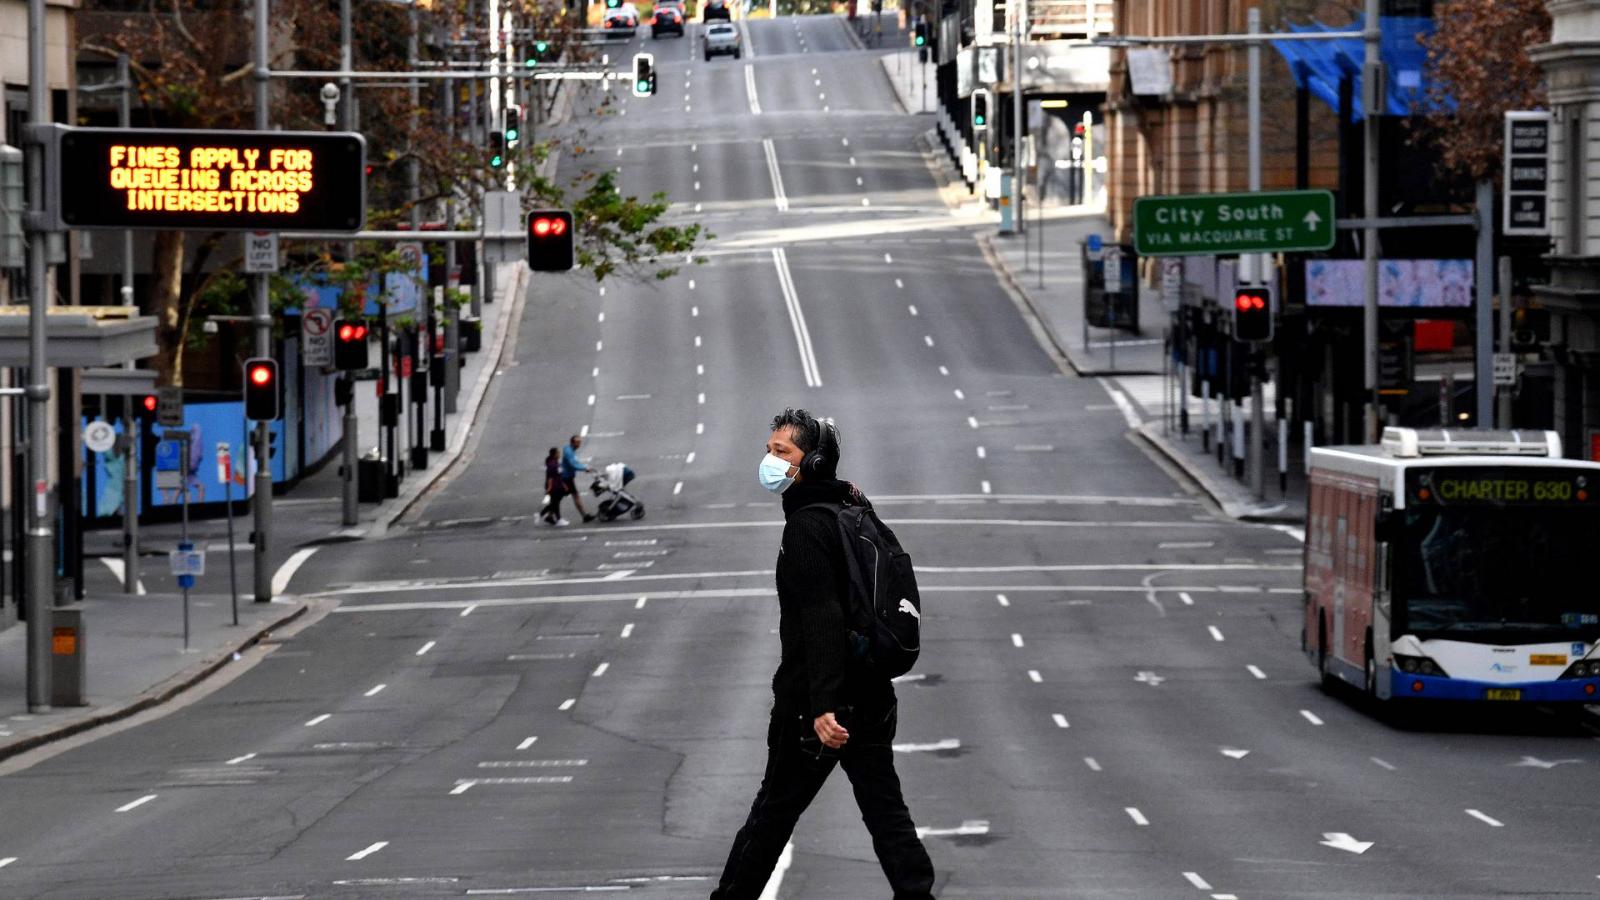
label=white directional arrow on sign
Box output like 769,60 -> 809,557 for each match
1320,833 -> 1374,854
1220,748 -> 1251,760
1511,756 -> 1583,769
1302,210 -> 1322,229
1134,671 -> 1166,687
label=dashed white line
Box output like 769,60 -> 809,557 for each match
1084,757 -> 1101,771
364,684 -> 387,697
1125,808 -> 1149,826
996,593 -> 1009,607
593,662 -> 610,677
635,596 -> 648,609
1300,709 -> 1325,726
1027,669 -> 1042,683
1465,809 -> 1504,827
1052,714 -> 1070,729
884,252 -> 893,264
597,312 -> 605,323
558,698 -> 576,711
1178,591 -> 1195,606
953,389 -> 965,399
346,842 -> 389,861
225,753 -> 256,765
939,365 -> 949,376
967,416 -> 979,429
450,781 -> 475,795
1208,625 -> 1225,642
1183,872 -> 1213,891
621,623 -> 635,638
1246,664 -> 1267,679
518,736 -> 539,750
694,335 -> 702,347
673,481 -> 684,495
116,794 -> 158,813
1010,633 -> 1024,648
416,640 -> 436,656
976,446 -> 986,459
305,714 -> 331,727
981,481 -> 992,494
596,340 -> 603,351
698,392 -> 706,404
685,451 -> 697,464
696,364 -> 704,375
895,278 -> 904,289
907,303 -> 918,315
1370,756 -> 1397,771
924,335 -> 935,347
461,604 -> 477,617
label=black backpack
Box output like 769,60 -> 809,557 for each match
803,501 -> 922,678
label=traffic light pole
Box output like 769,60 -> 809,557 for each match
24,0 -> 55,711
1246,7 -> 1265,500
253,0 -> 274,601
118,51 -> 140,595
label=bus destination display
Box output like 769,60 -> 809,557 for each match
57,127 -> 365,232
1412,468 -> 1592,506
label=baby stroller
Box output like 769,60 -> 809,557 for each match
590,462 -> 646,521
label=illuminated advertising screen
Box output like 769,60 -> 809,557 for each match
57,127 -> 365,231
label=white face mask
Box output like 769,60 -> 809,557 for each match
758,452 -> 797,494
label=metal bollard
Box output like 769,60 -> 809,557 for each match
51,606 -> 86,706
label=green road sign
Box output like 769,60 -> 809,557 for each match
1133,189 -> 1336,256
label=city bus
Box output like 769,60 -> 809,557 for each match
1304,428 -> 1600,703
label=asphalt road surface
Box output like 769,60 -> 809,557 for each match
3,15 -> 1599,900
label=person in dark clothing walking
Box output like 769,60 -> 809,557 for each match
711,409 -> 935,900
540,447 -> 569,526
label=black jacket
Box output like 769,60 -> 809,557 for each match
773,478 -> 892,718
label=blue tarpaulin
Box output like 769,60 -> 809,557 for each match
1270,16 -> 1441,121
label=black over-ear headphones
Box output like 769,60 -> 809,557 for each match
800,418 -> 838,478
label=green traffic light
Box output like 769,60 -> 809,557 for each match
915,35 -> 925,45
506,129 -> 519,141
525,57 -> 537,68
536,40 -> 548,52
637,80 -> 650,94
490,154 -> 503,168
974,115 -> 985,125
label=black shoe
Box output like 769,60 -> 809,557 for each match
582,513 -> 597,523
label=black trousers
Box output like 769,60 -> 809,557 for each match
711,701 -> 935,900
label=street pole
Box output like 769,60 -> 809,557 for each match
118,52 -> 140,595
1246,6 -> 1265,500
408,3 -> 426,470
24,0 -> 55,711
1497,254 -> 1513,428
253,0 -> 274,601
1473,178 -> 1493,428
1361,0 -> 1382,442
1011,0 -> 1025,235
443,73 -> 461,414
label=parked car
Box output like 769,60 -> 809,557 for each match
704,21 -> 740,59
651,5 -> 685,38
603,5 -> 639,37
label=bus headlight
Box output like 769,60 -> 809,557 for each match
1393,654 -> 1448,677
1560,660 -> 1599,679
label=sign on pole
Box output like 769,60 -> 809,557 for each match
83,420 -> 117,454
1103,246 -> 1124,294
1503,111 -> 1551,236
51,126 -> 366,231
156,386 -> 184,427
301,308 -> 334,367
1492,352 -> 1518,387
245,232 -> 280,273
1133,190 -> 1336,256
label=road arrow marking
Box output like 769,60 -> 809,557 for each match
1220,748 -> 1251,760
1303,210 -> 1322,229
1320,832 -> 1373,854
916,819 -> 989,838
1134,671 -> 1166,686
1512,756 -> 1583,769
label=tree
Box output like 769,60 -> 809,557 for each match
1412,0 -> 1551,182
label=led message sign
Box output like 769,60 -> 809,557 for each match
1411,468 -> 1593,507
56,128 -> 365,231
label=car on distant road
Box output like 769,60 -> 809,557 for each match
651,5 -> 685,38
703,21 -> 741,59
603,4 -> 639,37
702,0 -> 731,21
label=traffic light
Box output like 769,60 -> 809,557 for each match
505,105 -> 522,148
606,0 -> 619,7
527,209 -> 575,272
488,131 -> 505,168
525,39 -> 550,67
971,88 -> 990,132
913,22 -> 927,46
243,358 -> 280,421
334,319 -> 370,370
1231,286 -> 1274,343
632,53 -> 655,98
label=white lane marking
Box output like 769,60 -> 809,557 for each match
895,278 -> 904,289
226,753 -> 257,765
1125,808 -> 1149,826
450,781 -> 476,795
697,364 -> 704,375
461,605 -> 477,617
698,392 -> 706,404
559,698 -> 576,711
981,481 -> 992,494
1010,633 -> 1024,648
893,738 -> 961,753
773,249 -> 821,388
635,596 -> 648,609
673,481 -> 684,495
849,156 -> 858,166
1370,756 -> 1397,771
0,858 -> 14,869
685,451 -> 696,464
891,673 -> 926,683
976,446 -> 986,459
346,842 -> 389,861
696,422 -> 704,435
587,394 -> 596,406
1179,592 -> 1195,606
1320,832 -> 1374,854
518,736 -> 539,750
884,252 -> 893,264
592,367 -> 599,377
1160,541 -> 1215,549
1134,671 -> 1166,686
1270,524 -> 1307,542
621,623 -> 635,638
416,641 -> 436,656
1465,809 -> 1505,827
1183,872 -> 1213,891
689,283 -> 697,294
598,312 -> 605,323
917,820 -> 989,838
907,304 -> 917,316
1220,748 -> 1251,759
1246,664 -> 1267,679
744,64 -> 762,115
1208,625 -> 1225,642
1084,757 -> 1101,771
694,180 -> 701,191
1052,714 -> 1069,729
305,714 -> 331,727
1028,669 -> 1042,683
694,335 -> 702,347
967,416 -> 979,429
762,138 -> 788,211
116,794 -> 158,813
1300,709 -> 1325,726
272,546 -> 320,597
617,393 -> 652,400
756,841 -> 793,900
953,389 -> 965,400
996,593 -> 1009,607
924,335 -> 935,347
593,662 -> 609,677
364,684 -> 387,698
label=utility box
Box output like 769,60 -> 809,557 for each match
358,452 -> 385,503
1081,239 -> 1140,334
51,606 -> 87,707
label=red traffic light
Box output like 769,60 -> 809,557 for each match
338,322 -> 368,342
532,216 -> 568,238
248,363 -> 274,386
1235,292 -> 1266,311
142,394 -> 158,412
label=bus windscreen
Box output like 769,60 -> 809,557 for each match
1396,468 -> 1600,642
